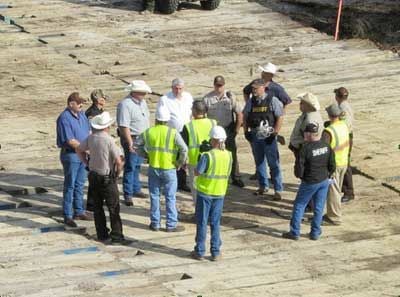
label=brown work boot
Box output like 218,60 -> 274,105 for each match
190,251 -> 204,261
166,225 -> 185,232
210,254 -> 222,262
74,212 -> 93,221
64,218 -> 78,228
273,192 -> 282,201
253,187 -> 267,196
133,192 -> 147,199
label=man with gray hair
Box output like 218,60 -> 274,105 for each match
157,78 -> 193,192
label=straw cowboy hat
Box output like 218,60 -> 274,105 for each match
124,80 -> 152,93
90,112 -> 114,130
296,92 -> 321,111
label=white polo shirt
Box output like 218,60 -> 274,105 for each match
157,91 -> 193,132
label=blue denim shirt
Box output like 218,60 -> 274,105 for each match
56,108 -> 90,149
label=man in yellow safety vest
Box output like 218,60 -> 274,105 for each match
139,106 -> 188,232
190,126 -> 232,261
322,104 -> 349,226
182,100 -> 216,204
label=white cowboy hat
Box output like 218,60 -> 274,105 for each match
296,92 -> 321,111
156,105 -> 171,122
90,112 -> 114,130
125,80 -> 152,93
258,62 -> 277,74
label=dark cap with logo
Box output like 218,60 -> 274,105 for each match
213,75 -> 225,86
67,92 -> 86,104
305,122 -> 319,133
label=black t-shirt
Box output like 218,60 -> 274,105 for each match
85,104 -> 103,119
294,140 -> 336,184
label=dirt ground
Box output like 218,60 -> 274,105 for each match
0,0 -> 400,296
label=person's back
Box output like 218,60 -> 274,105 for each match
144,124 -> 178,170
298,140 -> 335,184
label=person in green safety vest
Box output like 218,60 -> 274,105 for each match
190,126 -> 232,261
322,104 -> 349,226
138,106 -> 188,232
181,100 -> 217,204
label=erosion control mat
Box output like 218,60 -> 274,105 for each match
258,0 -> 400,52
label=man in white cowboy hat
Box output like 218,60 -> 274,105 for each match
243,62 -> 292,180
137,106 -> 188,232
243,62 -> 292,107
77,112 -> 132,245
156,78 -> 193,193
289,92 -> 324,158
117,80 -> 151,206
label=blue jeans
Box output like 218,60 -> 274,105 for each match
60,152 -> 87,219
251,136 -> 283,192
148,167 -> 178,229
123,149 -> 143,199
194,192 -> 224,257
290,179 -> 329,238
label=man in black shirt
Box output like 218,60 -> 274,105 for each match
85,89 -> 109,119
282,123 -> 335,241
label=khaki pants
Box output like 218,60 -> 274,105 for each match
326,166 -> 347,223
188,165 -> 197,205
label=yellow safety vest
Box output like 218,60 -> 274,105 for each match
143,125 -> 178,170
196,149 -> 232,196
324,120 -> 349,167
185,118 -> 216,166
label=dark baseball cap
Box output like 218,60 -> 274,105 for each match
251,78 -> 265,88
67,92 -> 86,104
305,122 -> 319,133
90,89 -> 110,101
214,75 -> 225,86
325,104 -> 343,117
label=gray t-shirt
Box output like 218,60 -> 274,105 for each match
78,131 -> 120,175
339,101 -> 354,133
116,96 -> 150,135
202,90 -> 243,128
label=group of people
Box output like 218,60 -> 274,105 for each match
56,62 -> 354,259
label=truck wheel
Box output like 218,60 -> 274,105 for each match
200,0 -> 221,10
156,0 -> 179,14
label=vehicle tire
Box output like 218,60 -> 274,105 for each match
156,0 -> 179,14
200,0 -> 221,10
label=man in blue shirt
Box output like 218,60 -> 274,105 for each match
56,92 -> 92,227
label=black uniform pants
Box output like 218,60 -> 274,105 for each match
341,133 -> 354,198
224,125 -> 241,180
88,172 -> 124,241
